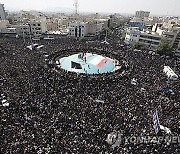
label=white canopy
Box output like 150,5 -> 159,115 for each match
163,66 -> 178,80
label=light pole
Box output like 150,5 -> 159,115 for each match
28,23 -> 33,48
22,31 -> 26,44
105,29 -> 108,42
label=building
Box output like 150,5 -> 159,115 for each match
124,27 -> 140,44
1,27 -> 17,36
0,3 -> 7,20
58,17 -> 71,30
135,11 -> 150,18
68,21 -> 103,37
28,19 -> 47,36
152,22 -> 180,49
69,22 -> 87,37
2,18 -> 48,37
108,14 -> 124,28
108,15 -> 118,28
96,19 -> 109,29
46,20 -> 59,31
0,20 -> 9,31
152,23 -> 163,33
128,21 -> 145,31
126,18 -> 180,50
173,30 -> 180,50
125,28 -> 162,49
85,21 -> 103,36
14,24 -> 30,36
161,31 -> 177,47
138,31 -> 161,48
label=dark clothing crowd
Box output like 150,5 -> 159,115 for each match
0,31 -> 179,154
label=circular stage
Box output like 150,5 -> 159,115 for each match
56,53 -> 120,74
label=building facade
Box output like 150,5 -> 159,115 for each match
46,20 -> 59,31
125,28 -> 162,49
0,20 -> 9,31
69,22 -> 87,37
28,19 -> 47,35
173,30 -> 180,50
138,32 -> 161,48
135,11 -> 150,18
0,3 -> 6,20
125,28 -> 140,44
68,21 -> 103,37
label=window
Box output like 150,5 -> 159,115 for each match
152,42 -> 159,45
151,37 -> 161,40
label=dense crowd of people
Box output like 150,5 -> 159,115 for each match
0,30 -> 179,154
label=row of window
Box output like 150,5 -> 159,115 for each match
32,27 -> 41,30
32,24 -> 41,27
140,35 -> 161,40
70,29 -> 84,32
69,33 -> 84,36
21,27 -> 41,30
164,35 -> 175,39
139,39 -> 159,45
71,25 -> 85,28
21,31 -> 41,34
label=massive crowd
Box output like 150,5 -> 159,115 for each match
0,30 -> 179,154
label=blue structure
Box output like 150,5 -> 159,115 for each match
128,22 -> 144,31
58,53 -> 117,74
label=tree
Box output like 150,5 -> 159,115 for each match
131,41 -> 141,49
121,31 -> 126,40
156,39 -> 175,56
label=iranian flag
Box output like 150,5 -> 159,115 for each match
89,55 -> 109,68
